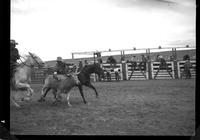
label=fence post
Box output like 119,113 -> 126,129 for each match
173,60 -> 179,79
121,61 -> 127,80
147,60 -> 152,79
146,48 -> 152,80
172,48 -> 178,79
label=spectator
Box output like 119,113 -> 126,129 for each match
158,55 -> 167,70
121,55 -> 125,62
107,56 -> 116,64
154,54 -> 173,79
192,55 -> 196,60
181,57 -> 193,79
84,59 -> 89,65
138,54 -> 147,71
107,56 -> 117,69
97,57 -> 102,64
183,54 -> 190,61
130,55 -> 137,70
78,60 -> 83,72
156,54 -> 160,62
169,55 -> 173,61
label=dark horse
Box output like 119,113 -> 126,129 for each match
38,63 -> 104,106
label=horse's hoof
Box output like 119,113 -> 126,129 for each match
87,102 -> 91,105
21,97 -> 30,101
52,100 -> 61,105
38,98 -> 45,102
15,104 -> 21,108
85,102 -> 90,105
52,102 -> 57,105
68,104 -> 72,107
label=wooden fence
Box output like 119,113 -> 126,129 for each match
31,60 -> 196,83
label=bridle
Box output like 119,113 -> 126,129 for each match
28,52 -> 44,68
18,53 -> 44,68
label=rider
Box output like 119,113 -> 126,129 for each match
55,57 -> 67,75
10,39 -> 20,80
53,57 -> 80,85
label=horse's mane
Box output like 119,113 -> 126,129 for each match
26,53 -> 38,58
17,53 -> 39,66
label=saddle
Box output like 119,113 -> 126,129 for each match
53,73 -> 80,85
53,72 -> 72,81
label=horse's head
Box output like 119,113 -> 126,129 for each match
93,63 -> 105,79
28,52 -> 46,68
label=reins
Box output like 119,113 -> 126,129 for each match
18,53 -> 43,69
19,55 -> 33,68
28,52 -> 44,68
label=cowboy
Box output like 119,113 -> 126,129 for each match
84,59 -> 89,66
55,57 -> 67,74
183,54 -> 190,61
10,40 -> 20,80
107,56 -> 117,70
78,60 -> 83,72
53,57 -> 68,79
158,55 -> 166,69
53,57 -> 80,85
182,59 -> 192,79
154,54 -> 173,79
138,54 -> 147,71
130,55 -> 137,70
181,55 -> 193,79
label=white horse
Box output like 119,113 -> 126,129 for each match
11,52 -> 45,107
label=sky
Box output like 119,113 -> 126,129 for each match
11,0 -> 196,61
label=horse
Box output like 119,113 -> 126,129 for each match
10,52 -> 45,107
38,63 -> 104,106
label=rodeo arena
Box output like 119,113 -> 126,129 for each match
10,39 -> 196,136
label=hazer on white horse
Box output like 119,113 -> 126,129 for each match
11,51 -> 45,107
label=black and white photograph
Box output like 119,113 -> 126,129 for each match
9,0 -> 196,136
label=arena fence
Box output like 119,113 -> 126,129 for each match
177,60 -> 196,79
31,68 -> 47,84
31,60 -> 196,83
126,63 -> 149,80
151,61 -> 175,80
101,63 -> 123,81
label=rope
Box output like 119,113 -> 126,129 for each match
18,54 -> 43,69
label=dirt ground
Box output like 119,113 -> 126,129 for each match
10,79 -> 195,135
